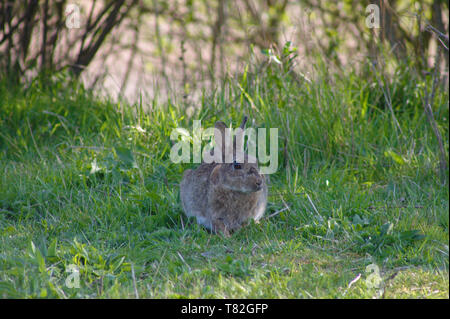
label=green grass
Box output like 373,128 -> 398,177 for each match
0,55 -> 448,298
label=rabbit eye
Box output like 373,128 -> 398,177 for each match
233,161 -> 242,170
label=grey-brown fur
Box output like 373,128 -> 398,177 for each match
180,118 -> 268,237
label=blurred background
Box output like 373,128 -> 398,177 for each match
0,2 -> 449,299
0,0 -> 448,103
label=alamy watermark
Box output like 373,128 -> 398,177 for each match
365,4 -> 380,29
365,263 -> 384,297
169,121 -> 278,175
65,264 -> 80,289
65,4 -> 80,29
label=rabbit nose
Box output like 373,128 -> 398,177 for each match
255,180 -> 262,186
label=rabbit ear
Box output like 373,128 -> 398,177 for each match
210,164 -> 222,185
239,116 -> 248,130
214,121 -> 227,163
233,116 -> 248,162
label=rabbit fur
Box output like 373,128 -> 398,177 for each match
180,118 -> 268,236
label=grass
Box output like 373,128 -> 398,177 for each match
0,52 -> 448,298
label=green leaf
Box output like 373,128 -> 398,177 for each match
30,241 -> 46,273
47,238 -> 58,258
110,256 -> 126,272
399,230 -> 426,242
40,288 -> 48,298
114,146 -> 137,169
3,226 -> 15,236
30,240 -> 36,254
384,149 -> 405,165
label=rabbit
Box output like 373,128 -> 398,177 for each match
180,117 -> 268,237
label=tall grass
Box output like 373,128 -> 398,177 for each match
0,53 -> 448,298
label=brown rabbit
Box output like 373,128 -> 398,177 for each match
180,117 -> 268,237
